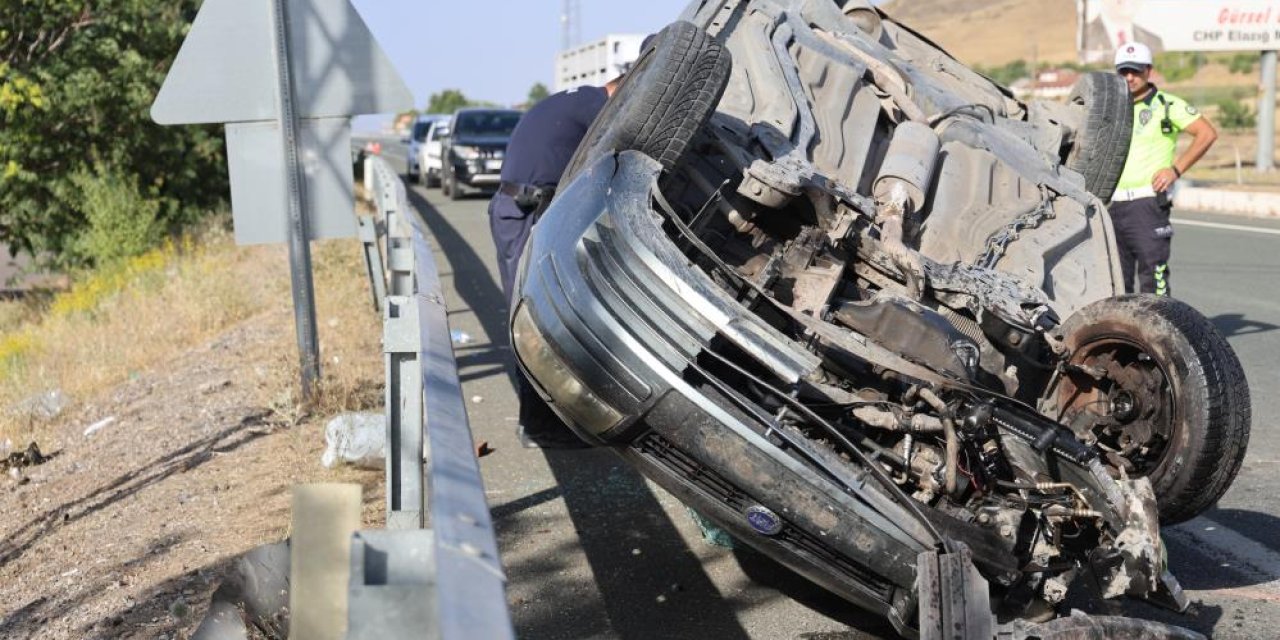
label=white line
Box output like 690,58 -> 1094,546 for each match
1173,218 -> 1280,236
1165,516 -> 1280,601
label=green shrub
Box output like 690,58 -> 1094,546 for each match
69,164 -> 161,266
1229,53 -> 1256,75
1217,99 -> 1256,130
975,60 -> 1030,87
1154,52 -> 1204,83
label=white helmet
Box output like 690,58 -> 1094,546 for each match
1115,42 -> 1153,72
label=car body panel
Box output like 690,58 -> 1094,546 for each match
514,1 -> 1206,636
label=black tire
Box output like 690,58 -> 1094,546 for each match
1049,295 -> 1251,524
425,169 -> 441,189
407,161 -> 419,184
1063,72 -> 1133,203
560,21 -> 732,184
448,172 -> 463,201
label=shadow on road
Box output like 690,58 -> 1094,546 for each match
1211,313 -> 1280,338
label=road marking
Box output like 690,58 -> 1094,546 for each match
1165,516 -> 1280,602
1173,218 -> 1280,236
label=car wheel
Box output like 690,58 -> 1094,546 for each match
560,20 -> 732,184
1045,295 -> 1250,524
426,169 -> 441,189
448,173 -> 463,201
407,161 -> 419,183
1063,71 -> 1132,203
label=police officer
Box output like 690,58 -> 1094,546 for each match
489,79 -> 621,448
1111,42 -> 1218,296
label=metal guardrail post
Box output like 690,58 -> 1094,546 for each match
357,216 -> 387,313
361,155 -> 513,638
383,294 -> 424,530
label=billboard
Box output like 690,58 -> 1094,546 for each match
1078,0 -> 1280,62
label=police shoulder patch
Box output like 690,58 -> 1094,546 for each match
1139,109 -> 1152,126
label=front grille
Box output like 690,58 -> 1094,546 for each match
634,432 -> 895,601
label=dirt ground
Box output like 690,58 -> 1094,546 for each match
0,308 -> 386,639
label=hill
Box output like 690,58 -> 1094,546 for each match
879,0 -> 1079,67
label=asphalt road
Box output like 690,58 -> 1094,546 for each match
395,155 -> 1280,638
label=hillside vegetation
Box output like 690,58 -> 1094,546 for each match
880,0 -> 1078,67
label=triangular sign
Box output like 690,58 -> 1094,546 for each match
152,0 -> 413,125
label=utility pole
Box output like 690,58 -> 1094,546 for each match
1258,50 -> 1277,172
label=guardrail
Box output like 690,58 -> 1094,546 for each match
353,154 -> 514,639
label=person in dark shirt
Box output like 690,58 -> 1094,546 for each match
489,80 -> 619,449
489,85 -> 608,299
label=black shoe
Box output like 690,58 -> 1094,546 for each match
517,425 -> 591,450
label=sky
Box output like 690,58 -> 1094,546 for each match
349,0 -> 694,129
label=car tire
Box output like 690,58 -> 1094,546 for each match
426,169 -> 441,189
407,161 -> 419,184
1063,71 -> 1133,203
448,173 -> 463,201
1047,295 -> 1250,524
560,20 -> 732,184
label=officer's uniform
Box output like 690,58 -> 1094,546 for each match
1109,85 -> 1200,296
489,86 -> 607,301
489,85 -> 607,445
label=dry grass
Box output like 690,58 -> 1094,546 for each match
881,0 -> 1078,67
0,216 -> 384,444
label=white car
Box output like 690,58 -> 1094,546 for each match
404,113 -> 447,183
417,119 -> 451,188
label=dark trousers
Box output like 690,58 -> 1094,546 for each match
487,192 -> 569,434
1109,196 -> 1173,296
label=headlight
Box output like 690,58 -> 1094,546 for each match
453,145 -> 480,160
512,304 -> 622,435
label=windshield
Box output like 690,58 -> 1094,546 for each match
412,120 -> 432,142
454,111 -> 522,137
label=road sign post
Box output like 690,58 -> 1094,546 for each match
151,0 -> 413,400
270,0 -> 322,397
1258,51 -> 1277,173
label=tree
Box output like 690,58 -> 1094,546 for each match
1217,99 -> 1255,131
426,89 -> 479,115
527,82 -> 550,105
0,1 -> 228,266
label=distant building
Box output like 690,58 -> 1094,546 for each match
555,34 -> 645,92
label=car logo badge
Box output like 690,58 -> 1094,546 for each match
745,505 -> 783,536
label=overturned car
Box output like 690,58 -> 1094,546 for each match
511,1 -> 1251,637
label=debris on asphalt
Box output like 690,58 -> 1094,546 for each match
471,395 -> 484,404
83,416 -> 117,437
475,441 -> 494,458
687,507 -> 735,549
450,329 -> 472,345
320,412 -> 385,470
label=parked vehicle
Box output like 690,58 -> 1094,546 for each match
441,108 -> 522,200
418,119 -> 451,188
513,3 -> 1248,638
404,113 -> 447,183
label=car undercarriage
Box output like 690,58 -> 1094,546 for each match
512,1 -> 1251,637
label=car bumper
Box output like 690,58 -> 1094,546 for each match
452,160 -> 504,188
512,152 -> 980,631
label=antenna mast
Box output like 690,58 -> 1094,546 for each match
561,0 -> 581,50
